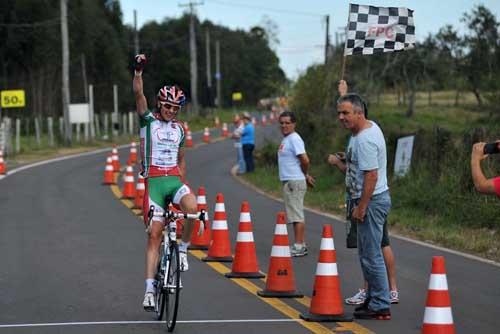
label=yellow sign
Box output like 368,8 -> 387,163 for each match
1,90 -> 26,108
232,92 -> 243,101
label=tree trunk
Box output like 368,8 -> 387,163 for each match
472,87 -> 483,106
406,89 -> 416,117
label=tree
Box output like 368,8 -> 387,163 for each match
435,25 -> 465,106
461,5 -> 500,106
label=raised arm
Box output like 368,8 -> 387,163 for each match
133,54 -> 148,117
471,142 -> 496,194
338,80 -> 348,97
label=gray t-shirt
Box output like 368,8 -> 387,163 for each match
345,121 -> 388,199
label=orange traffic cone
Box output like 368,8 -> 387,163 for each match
133,173 -> 145,209
111,147 -> 120,172
215,116 -> 220,128
189,186 -> 211,250
258,212 -> 302,297
222,122 -> 228,137
186,130 -> 193,148
203,193 -> 233,262
0,149 -> 6,175
128,142 -> 137,164
261,114 -> 267,126
422,256 -> 455,334
203,127 -> 210,143
122,165 -> 136,199
183,121 -> 189,132
102,156 -> 115,185
225,202 -> 264,278
300,225 -> 352,322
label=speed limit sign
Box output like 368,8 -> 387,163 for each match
1,90 -> 26,108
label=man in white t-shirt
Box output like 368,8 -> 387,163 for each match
334,92 -> 392,320
277,111 -> 315,257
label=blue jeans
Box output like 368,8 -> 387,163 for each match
242,144 -> 255,172
236,143 -> 246,173
355,191 -> 391,311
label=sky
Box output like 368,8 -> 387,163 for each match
120,0 -> 500,80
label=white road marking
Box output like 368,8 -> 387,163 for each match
0,145 -> 131,181
0,319 -> 299,328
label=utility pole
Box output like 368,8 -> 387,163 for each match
205,29 -> 212,107
81,54 -> 88,102
179,1 -> 203,115
215,40 -> 221,108
324,15 -> 330,65
60,0 -> 71,144
134,10 -> 139,55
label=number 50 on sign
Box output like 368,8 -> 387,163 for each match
1,90 -> 26,108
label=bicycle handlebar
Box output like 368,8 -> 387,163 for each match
147,205 -> 206,222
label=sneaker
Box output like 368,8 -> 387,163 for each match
354,307 -> 391,320
390,290 -> 399,304
345,289 -> 367,305
290,244 -> 308,257
179,250 -> 189,271
142,292 -> 155,311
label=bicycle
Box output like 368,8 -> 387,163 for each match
146,198 -> 206,332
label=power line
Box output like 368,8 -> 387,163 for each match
0,18 -> 60,28
208,0 -> 323,18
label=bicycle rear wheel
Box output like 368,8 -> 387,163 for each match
165,242 -> 180,332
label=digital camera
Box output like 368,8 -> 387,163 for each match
483,142 -> 500,155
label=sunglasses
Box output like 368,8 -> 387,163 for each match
159,102 -> 180,112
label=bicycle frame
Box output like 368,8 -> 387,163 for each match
147,202 -> 206,331
159,219 -> 179,290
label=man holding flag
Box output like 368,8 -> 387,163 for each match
334,3 -> 416,320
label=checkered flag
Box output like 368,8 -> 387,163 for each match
344,3 -> 415,56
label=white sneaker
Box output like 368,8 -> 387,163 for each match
179,250 -> 189,272
143,292 -> 155,311
390,290 -> 399,304
345,288 -> 367,305
290,244 -> 308,257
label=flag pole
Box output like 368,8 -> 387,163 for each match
340,55 -> 347,80
340,4 -> 350,81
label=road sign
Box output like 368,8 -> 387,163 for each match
1,90 -> 26,108
394,134 -> 415,177
232,92 -> 243,101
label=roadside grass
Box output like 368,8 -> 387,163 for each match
243,101 -> 500,263
370,104 -> 484,134
381,91 -> 479,107
242,163 -> 500,262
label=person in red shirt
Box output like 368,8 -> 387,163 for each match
471,141 -> 500,197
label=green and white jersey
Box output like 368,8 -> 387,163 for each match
139,110 -> 185,178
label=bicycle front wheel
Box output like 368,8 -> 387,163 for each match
165,242 -> 180,332
155,243 -> 166,320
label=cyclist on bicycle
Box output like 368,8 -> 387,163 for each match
133,54 -> 199,311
